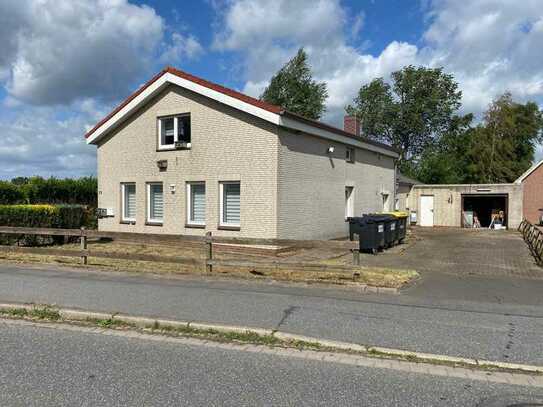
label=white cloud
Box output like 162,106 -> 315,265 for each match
2,0 -> 164,106
0,107 -> 96,179
214,0 -> 543,137
160,32 -> 204,64
214,0 -> 418,124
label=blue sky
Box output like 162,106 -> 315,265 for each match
0,0 -> 542,179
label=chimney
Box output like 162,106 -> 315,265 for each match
344,115 -> 361,137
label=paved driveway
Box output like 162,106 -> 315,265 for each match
358,228 -> 543,279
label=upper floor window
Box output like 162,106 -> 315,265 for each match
346,147 -> 355,163
158,115 -> 191,150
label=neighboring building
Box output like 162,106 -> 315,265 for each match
86,67 -> 399,240
396,174 -> 419,212
408,183 -> 523,229
515,159 -> 543,225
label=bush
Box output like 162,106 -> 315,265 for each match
0,204 -> 86,246
0,181 -> 24,204
18,177 -> 97,207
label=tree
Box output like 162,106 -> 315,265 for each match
346,65 -> 464,174
261,48 -> 328,120
415,93 -> 543,184
467,93 -> 543,183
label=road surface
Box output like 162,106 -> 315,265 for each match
0,263 -> 542,365
1,319 -> 541,406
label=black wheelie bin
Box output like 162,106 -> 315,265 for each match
347,217 -> 365,241
381,214 -> 397,248
358,214 -> 387,254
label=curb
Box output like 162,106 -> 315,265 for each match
0,302 -> 540,374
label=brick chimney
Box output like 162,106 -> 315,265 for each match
344,115 -> 361,137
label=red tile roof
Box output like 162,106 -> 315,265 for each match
84,66 -> 398,154
84,66 -> 283,139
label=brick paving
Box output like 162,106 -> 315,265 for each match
354,227 -> 543,279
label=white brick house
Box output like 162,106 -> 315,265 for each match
86,67 -> 399,240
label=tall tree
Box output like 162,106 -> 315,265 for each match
415,93 -> 543,184
261,48 -> 328,120
468,93 -> 543,183
346,65 -> 464,174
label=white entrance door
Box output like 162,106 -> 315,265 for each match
420,195 -> 434,227
345,187 -> 354,218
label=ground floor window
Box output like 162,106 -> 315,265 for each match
220,182 -> 240,228
186,182 -> 206,226
121,183 -> 136,222
147,182 -> 164,224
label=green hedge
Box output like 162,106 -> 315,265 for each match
0,204 -> 86,246
0,204 -> 85,228
0,181 -> 25,204
0,177 -> 97,206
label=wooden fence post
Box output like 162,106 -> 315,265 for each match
352,248 -> 360,266
205,231 -> 212,272
80,227 -> 87,265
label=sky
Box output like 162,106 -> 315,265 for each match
0,0 -> 542,180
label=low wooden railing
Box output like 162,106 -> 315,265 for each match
518,220 -> 543,265
0,226 -> 361,275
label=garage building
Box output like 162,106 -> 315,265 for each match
408,183 -> 523,229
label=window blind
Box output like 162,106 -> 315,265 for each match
190,184 -> 205,224
149,184 -> 163,221
124,184 -> 136,220
223,183 -> 240,225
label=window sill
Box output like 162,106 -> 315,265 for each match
120,220 -> 136,225
145,221 -> 163,226
157,146 -> 191,152
218,225 -> 241,231
185,223 -> 205,229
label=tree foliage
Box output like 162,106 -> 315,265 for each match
414,93 -> 543,184
346,65 -> 464,172
261,48 -> 328,120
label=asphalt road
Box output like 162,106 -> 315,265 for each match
0,263 -> 542,365
1,320 -> 542,406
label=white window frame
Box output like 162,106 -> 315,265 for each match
158,114 -> 191,150
121,183 -> 136,223
186,182 -> 206,227
146,182 -> 164,224
219,181 -> 240,228
346,147 -> 355,163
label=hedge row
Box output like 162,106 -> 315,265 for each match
0,177 -> 97,206
0,204 -> 87,245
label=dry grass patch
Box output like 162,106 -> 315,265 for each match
0,239 -> 418,289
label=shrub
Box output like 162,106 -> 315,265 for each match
0,181 -> 24,204
18,176 -> 98,207
0,204 -> 86,246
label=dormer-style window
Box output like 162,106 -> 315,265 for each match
158,114 -> 191,150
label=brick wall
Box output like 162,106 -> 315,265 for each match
276,129 -> 396,240
96,84 -> 279,238
522,164 -> 543,224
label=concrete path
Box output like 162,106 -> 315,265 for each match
0,262 -> 542,366
1,319 -> 542,406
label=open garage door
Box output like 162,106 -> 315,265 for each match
462,194 -> 508,228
